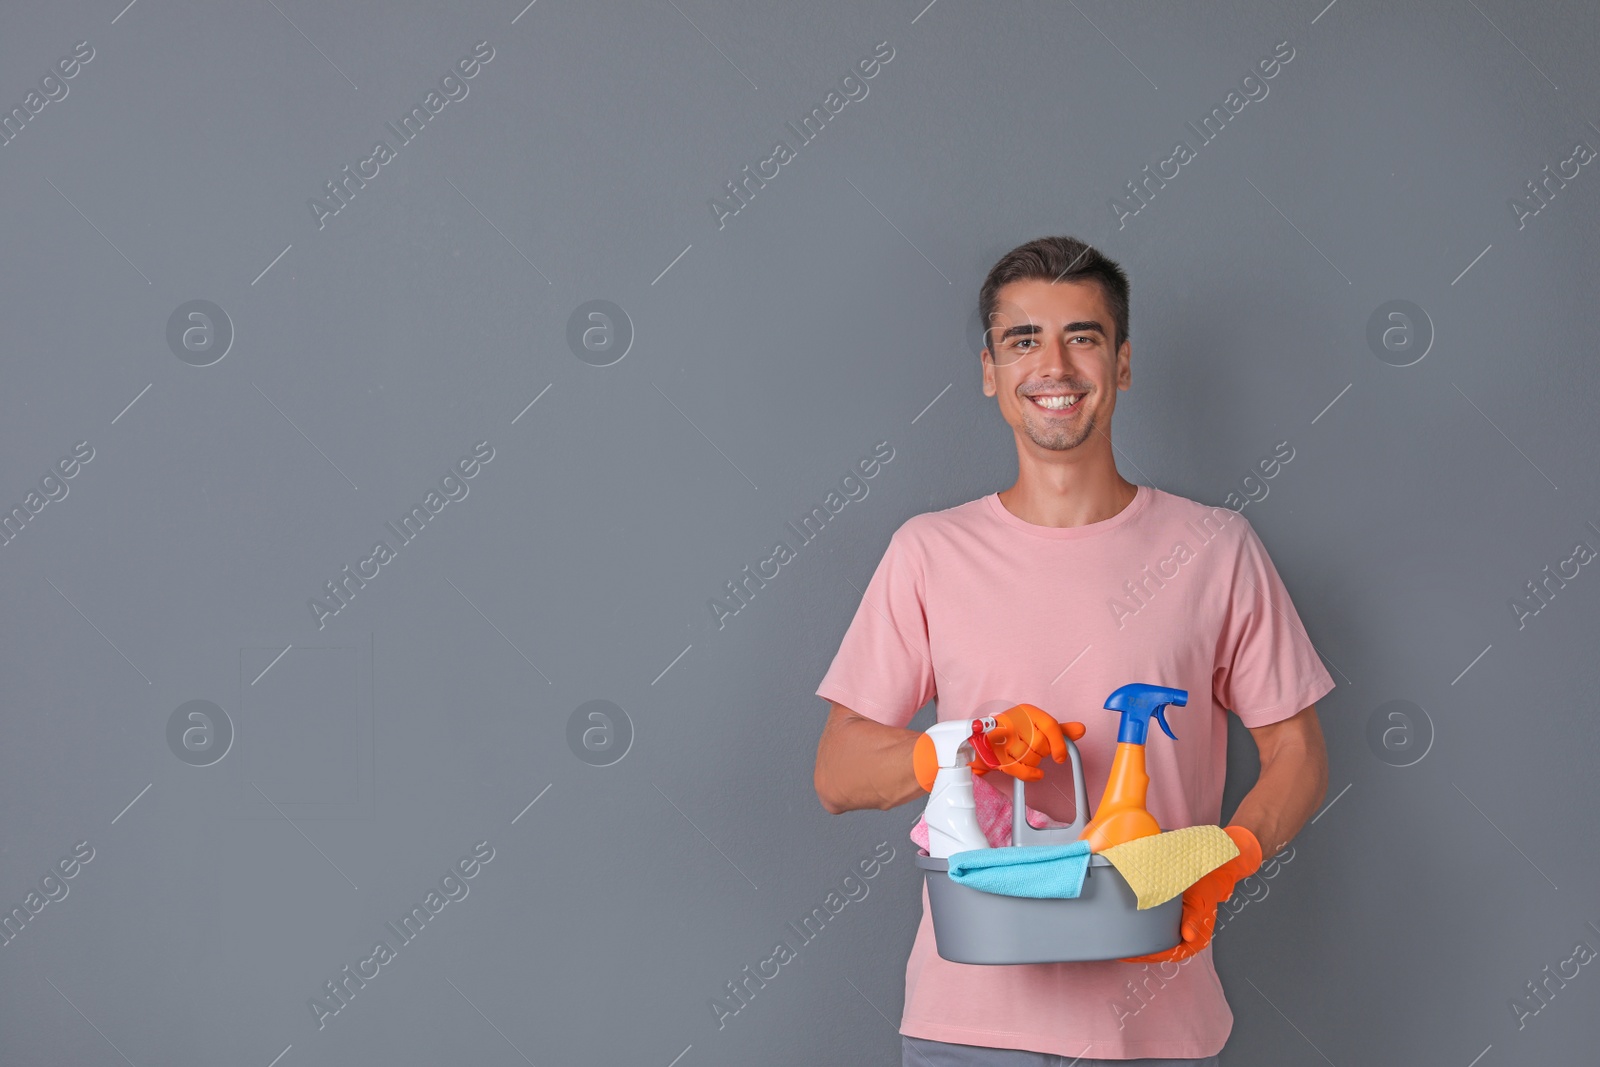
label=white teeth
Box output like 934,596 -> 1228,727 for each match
1030,394 -> 1082,410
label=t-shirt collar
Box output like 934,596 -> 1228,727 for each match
983,484 -> 1151,540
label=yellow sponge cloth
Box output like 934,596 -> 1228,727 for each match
1099,825 -> 1239,910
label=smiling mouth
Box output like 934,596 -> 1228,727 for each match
1025,392 -> 1085,415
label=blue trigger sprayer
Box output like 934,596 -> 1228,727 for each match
1079,683 -> 1188,853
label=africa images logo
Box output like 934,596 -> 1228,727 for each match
708,441 -> 894,630
307,42 -> 496,230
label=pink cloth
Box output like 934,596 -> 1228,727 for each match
816,485 -> 1335,1059
907,767 -> 1076,852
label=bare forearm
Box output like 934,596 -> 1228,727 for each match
1228,741 -> 1327,857
815,711 -> 924,814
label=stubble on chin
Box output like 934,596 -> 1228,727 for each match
1022,413 -> 1094,452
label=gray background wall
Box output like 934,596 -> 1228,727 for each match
1,1 -> 1596,1064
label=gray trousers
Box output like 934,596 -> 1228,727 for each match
903,1034 -> 1219,1067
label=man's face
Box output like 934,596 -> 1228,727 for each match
980,278 -> 1131,453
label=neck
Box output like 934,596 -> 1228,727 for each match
997,450 -> 1137,528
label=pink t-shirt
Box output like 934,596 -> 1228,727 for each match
815,484 -> 1335,1060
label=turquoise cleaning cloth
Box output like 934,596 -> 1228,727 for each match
946,842 -> 1092,898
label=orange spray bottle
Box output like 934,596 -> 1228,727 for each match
1080,684 -> 1189,853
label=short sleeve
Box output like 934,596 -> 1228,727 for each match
1212,517 -> 1336,728
815,525 -> 937,729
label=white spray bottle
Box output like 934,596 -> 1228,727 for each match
913,717 -> 999,859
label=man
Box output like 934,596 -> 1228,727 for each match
812,236 -> 1334,1066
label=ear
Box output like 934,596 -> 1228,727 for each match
981,351 -> 996,396
1116,338 -> 1132,390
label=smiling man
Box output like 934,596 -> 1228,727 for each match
812,236 -> 1334,1065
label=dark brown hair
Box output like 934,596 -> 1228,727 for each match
978,236 -> 1130,356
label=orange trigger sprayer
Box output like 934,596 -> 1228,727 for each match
1079,683 -> 1189,853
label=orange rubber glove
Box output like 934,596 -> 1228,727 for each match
972,704 -> 1084,781
1120,824 -> 1263,964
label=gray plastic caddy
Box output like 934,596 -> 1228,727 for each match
913,736 -> 1182,964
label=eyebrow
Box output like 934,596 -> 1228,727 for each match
996,320 -> 1106,342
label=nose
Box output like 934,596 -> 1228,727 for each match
1034,330 -> 1071,375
